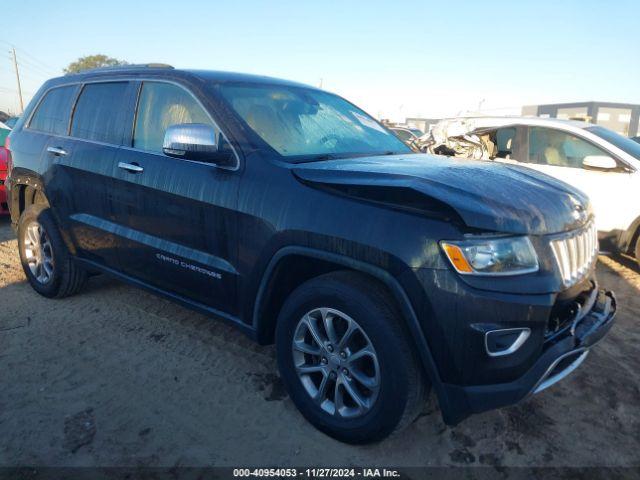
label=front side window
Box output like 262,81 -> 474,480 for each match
133,82 -> 212,153
527,127 -> 612,169
216,84 -> 410,160
393,129 -> 414,143
71,82 -> 130,144
494,127 -> 516,158
29,85 -> 77,135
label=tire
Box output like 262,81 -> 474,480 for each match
17,203 -> 87,298
275,270 -> 429,444
635,236 -> 640,269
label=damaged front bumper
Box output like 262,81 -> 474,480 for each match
441,290 -> 616,425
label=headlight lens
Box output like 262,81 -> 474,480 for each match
441,236 -> 539,276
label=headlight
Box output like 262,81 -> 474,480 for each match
441,236 -> 539,276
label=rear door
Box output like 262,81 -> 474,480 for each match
113,80 -> 241,316
11,84 -> 79,224
56,81 -> 138,269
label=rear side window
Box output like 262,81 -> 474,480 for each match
29,85 -> 77,135
71,82 -> 130,144
133,82 -> 212,153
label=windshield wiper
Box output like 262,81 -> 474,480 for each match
298,153 -> 344,162
295,151 -> 406,163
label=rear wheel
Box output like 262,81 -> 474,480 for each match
18,204 -> 87,298
275,271 -> 428,444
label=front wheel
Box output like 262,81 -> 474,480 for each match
275,271 -> 428,444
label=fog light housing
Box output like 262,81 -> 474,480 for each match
485,328 -> 531,357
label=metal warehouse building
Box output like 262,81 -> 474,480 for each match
522,102 -> 640,137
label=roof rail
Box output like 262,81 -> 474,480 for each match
79,63 -> 174,74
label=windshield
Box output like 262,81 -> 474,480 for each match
586,125 -> 640,160
216,84 -> 411,160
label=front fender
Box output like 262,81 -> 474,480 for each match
251,245 -> 460,424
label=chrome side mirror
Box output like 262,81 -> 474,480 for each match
162,123 -> 234,166
582,155 -> 617,171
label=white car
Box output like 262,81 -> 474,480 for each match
389,126 -> 424,146
419,116 -> 640,263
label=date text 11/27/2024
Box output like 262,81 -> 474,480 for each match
232,468 -> 401,478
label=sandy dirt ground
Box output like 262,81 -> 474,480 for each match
0,215 -> 639,469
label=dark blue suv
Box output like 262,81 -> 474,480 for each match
6,65 -> 616,443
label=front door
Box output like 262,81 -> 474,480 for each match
517,126 -> 635,234
113,81 -> 241,316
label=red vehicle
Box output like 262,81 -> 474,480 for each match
0,138 -> 10,215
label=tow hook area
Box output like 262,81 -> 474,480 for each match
533,349 -> 589,394
574,290 -> 616,347
533,290 -> 616,395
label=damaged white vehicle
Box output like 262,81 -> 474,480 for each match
417,117 -> 640,264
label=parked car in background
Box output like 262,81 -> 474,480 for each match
5,116 -> 20,129
0,122 -> 11,215
6,67 -> 615,443
389,126 -> 423,146
419,117 -> 640,265
0,131 -> 9,215
0,121 -> 10,145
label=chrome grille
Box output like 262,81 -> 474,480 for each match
550,222 -> 598,288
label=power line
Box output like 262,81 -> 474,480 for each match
14,46 -> 59,73
15,55 -> 58,77
1,55 -> 53,97
5,59 -> 44,82
15,50 -> 53,68
3,57 -> 42,75
0,40 -> 59,73
12,71 -> 46,85
13,60 -> 53,80
0,85 -> 34,95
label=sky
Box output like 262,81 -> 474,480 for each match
1,0 -> 639,121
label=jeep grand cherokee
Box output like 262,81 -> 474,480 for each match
5,65 -> 616,443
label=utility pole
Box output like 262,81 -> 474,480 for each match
11,47 -> 24,113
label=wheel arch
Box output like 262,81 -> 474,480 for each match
252,246 -> 454,422
9,170 -> 49,225
617,214 -> 640,255
11,173 -> 77,255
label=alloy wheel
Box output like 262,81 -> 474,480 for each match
23,221 -> 55,284
292,307 -> 380,418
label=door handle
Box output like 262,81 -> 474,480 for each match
118,162 -> 144,173
47,146 -> 68,156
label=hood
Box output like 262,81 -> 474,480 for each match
292,154 -> 592,235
